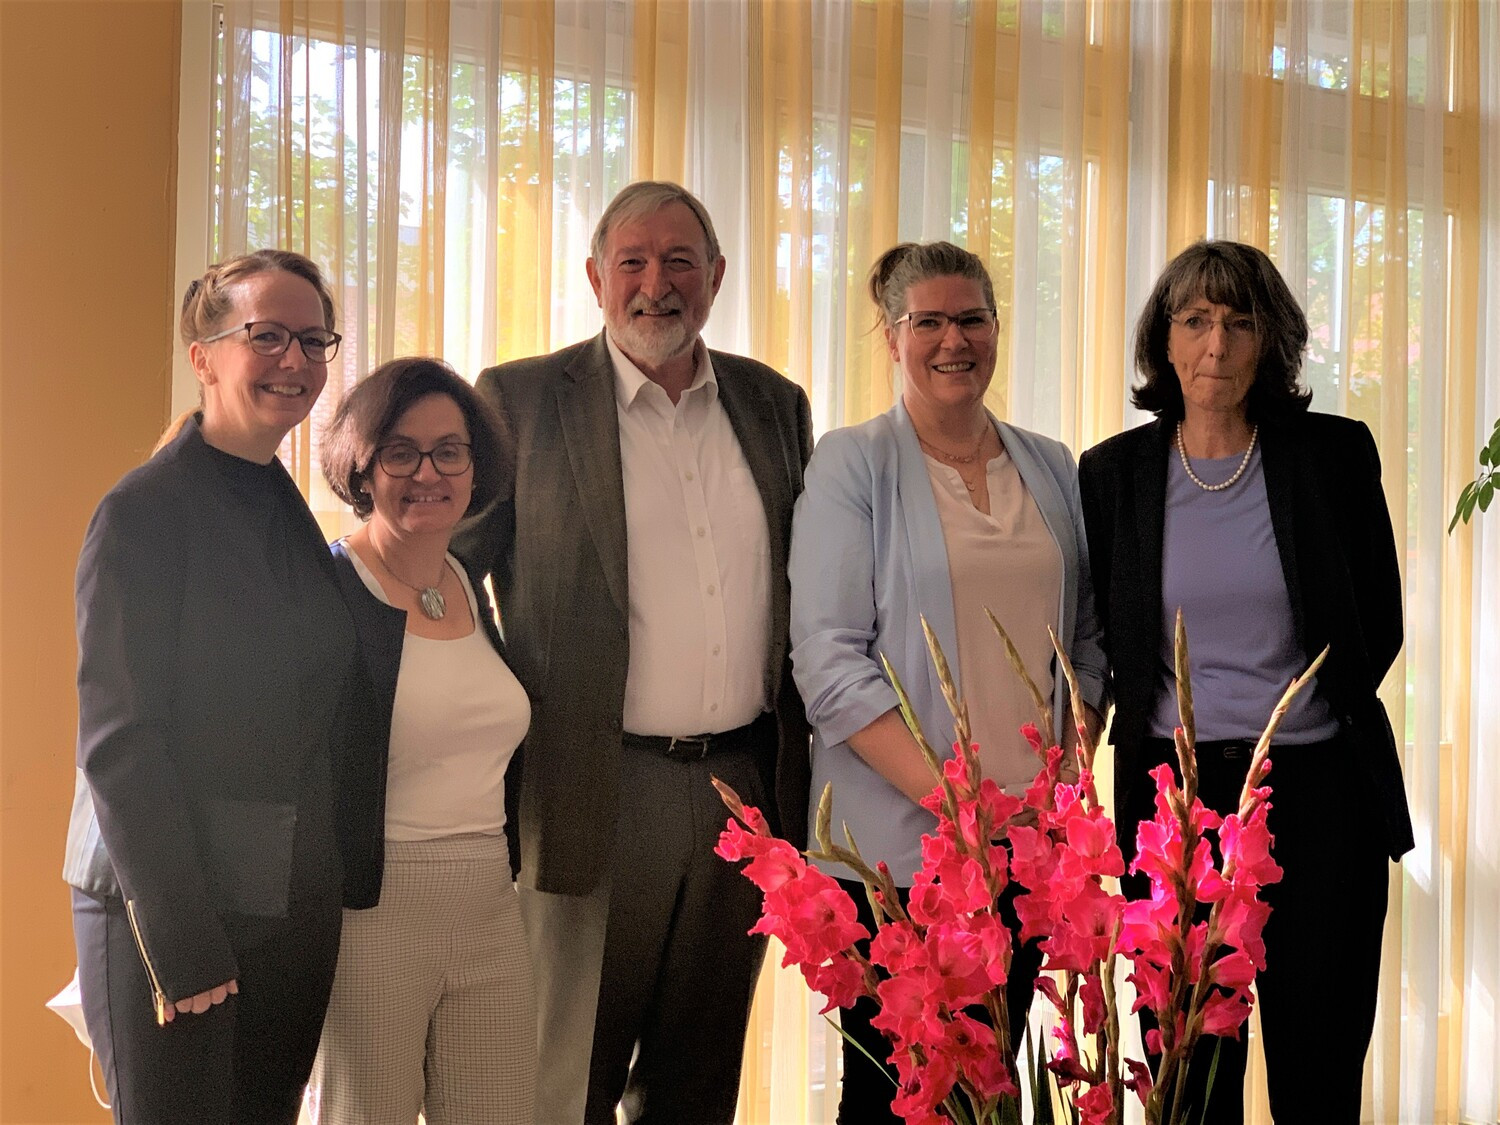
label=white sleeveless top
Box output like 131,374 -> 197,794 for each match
349,549 -> 530,841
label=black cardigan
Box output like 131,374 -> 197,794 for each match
1078,412 -> 1414,861
329,539 -> 524,910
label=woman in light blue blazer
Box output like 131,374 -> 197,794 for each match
788,241 -> 1108,1123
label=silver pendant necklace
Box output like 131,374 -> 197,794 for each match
1176,421 -> 1258,492
372,543 -> 447,620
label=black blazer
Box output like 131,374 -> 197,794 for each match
1078,413 -> 1414,861
329,540 -> 524,909
63,416 -> 361,1002
455,332 -> 814,895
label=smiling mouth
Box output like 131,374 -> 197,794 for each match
262,384 -> 307,397
933,362 -> 975,373
402,495 -> 449,504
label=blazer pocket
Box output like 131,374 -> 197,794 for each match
201,798 -> 296,917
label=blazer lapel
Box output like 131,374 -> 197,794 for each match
556,336 -> 630,618
1257,418 -> 1306,649
717,355 -> 794,694
1134,421 -> 1169,659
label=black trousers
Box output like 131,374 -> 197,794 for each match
1120,735 -> 1390,1125
73,888 -> 341,1125
834,874 -> 1044,1125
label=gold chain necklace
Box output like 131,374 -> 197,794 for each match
915,427 -> 987,465
1175,422 -> 1259,492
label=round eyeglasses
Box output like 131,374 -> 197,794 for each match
892,308 -> 999,341
375,442 -> 473,478
200,321 -> 343,363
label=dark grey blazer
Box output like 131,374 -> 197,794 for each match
63,416 -> 361,1002
455,332 -> 814,896
1078,412 -> 1414,861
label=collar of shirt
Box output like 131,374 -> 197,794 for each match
605,331 -> 719,414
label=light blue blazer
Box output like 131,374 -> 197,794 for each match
788,399 -> 1109,884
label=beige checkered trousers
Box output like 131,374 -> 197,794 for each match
308,833 -> 537,1125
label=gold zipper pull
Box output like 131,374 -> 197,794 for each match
124,899 -> 170,1026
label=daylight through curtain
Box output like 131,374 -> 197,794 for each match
204,3 -> 1499,1122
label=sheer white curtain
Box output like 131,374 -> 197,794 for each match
187,3 -> 1500,1122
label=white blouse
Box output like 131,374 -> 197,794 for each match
349,550 -> 530,841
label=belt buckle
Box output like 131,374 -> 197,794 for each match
1222,741 -> 1251,762
667,735 -> 711,762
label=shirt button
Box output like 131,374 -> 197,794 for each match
707,584 -> 716,596
713,645 -> 721,656
697,527 -> 706,538
685,471 -> 695,481
710,703 -> 719,713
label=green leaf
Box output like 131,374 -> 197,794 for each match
1195,1038 -> 1225,1125
1481,479 -> 1495,512
1482,445 -> 1494,468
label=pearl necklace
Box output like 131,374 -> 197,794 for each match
372,543 -> 447,620
1176,422 -> 1259,492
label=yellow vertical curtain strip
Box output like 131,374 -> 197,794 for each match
987,0 -> 1019,421
1167,0 -> 1211,251
418,0 -> 451,359
1439,2 -> 1480,1119
276,0 -> 313,490
842,0 -> 903,425
1238,0 -> 1277,250
1084,0 -> 1130,449
495,0 -> 555,363
631,0 -> 689,184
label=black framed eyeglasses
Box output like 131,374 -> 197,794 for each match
200,321 -> 343,363
374,442 -> 473,478
892,308 -> 999,341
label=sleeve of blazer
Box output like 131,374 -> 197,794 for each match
75,485 -> 239,1002
1076,443 -> 1117,702
1058,447 -> 1110,716
1344,420 -> 1403,683
788,428 -> 901,749
451,365 -> 517,595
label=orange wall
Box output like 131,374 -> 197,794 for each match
0,2 -> 180,1120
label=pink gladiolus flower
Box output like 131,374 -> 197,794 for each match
1209,948 -> 1257,994
890,1051 -> 959,1123
1215,888 -> 1273,968
1201,989 -> 1254,1038
1075,1081 -> 1116,1124
1049,1017 -> 1091,1082
1117,888 -> 1178,956
871,971 -> 935,1047
1020,722 -> 1044,752
1079,969 -> 1106,1035
1041,880 -> 1122,971
870,919 -> 929,973
1059,807 -> 1126,879
925,918 -> 1009,1007
740,839 -> 808,893
757,869 -> 867,965
1124,1057 -> 1154,1104
1126,959 -> 1172,1015
1007,825 -> 1057,888
1220,807 -> 1283,889
1145,1028 -> 1163,1055
805,953 -> 869,1014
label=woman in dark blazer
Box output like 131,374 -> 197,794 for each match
1078,240 -> 1412,1123
309,358 -> 535,1124
63,250 -> 361,1123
